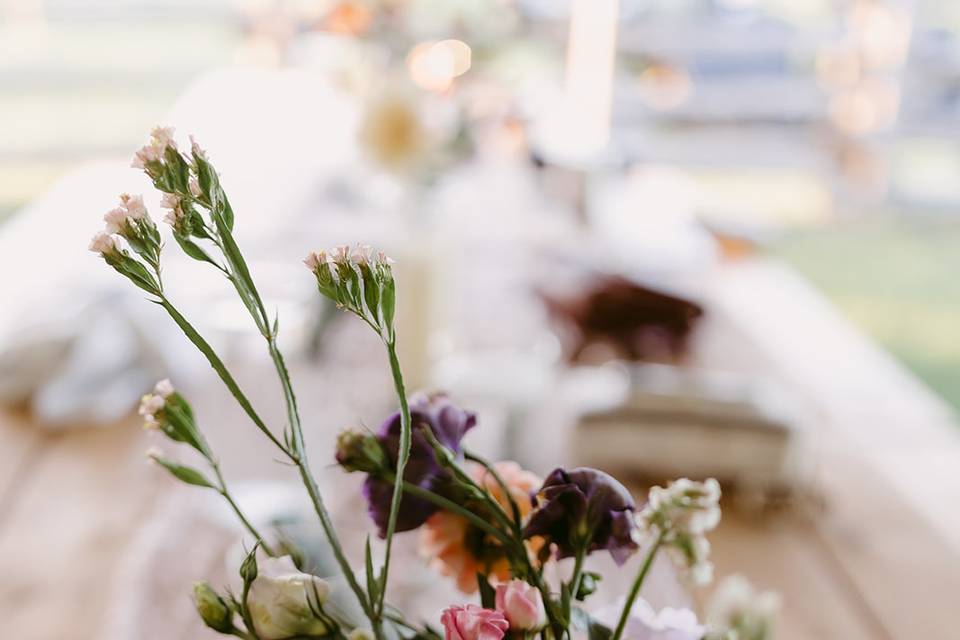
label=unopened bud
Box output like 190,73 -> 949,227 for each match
193,582 -> 234,633
335,430 -> 386,474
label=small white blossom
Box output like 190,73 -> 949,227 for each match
119,193 -> 147,219
707,575 -> 780,640
351,244 -> 373,265
303,251 -> 322,271
89,231 -> 120,255
154,379 -> 175,398
188,177 -> 202,198
160,192 -> 180,211
641,478 -> 721,585
376,251 -> 395,266
332,245 -> 350,263
132,125 -> 177,169
103,207 -> 130,234
138,393 -> 166,425
151,125 -> 177,151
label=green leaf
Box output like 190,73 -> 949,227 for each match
150,455 -> 215,489
365,536 -> 378,604
174,234 -> 218,267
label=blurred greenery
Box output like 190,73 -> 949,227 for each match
775,220 -> 960,411
0,16 -> 239,224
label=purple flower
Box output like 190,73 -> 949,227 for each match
363,393 -> 476,537
523,467 -> 639,565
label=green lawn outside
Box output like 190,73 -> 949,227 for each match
774,219 -> 960,412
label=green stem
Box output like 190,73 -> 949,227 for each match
389,475 -> 514,548
211,461 -> 277,557
568,550 -> 586,601
611,534 -> 664,640
464,450 -> 523,534
298,460 -> 381,633
376,341 -> 412,615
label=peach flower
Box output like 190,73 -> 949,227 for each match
420,461 -> 542,593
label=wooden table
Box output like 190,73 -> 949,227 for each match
2,258 -> 958,639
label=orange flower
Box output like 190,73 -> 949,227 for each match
420,461 -> 543,593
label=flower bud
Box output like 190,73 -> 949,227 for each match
495,579 -> 547,631
193,582 -> 234,633
335,429 -> 386,473
246,555 -> 331,640
240,548 -> 258,584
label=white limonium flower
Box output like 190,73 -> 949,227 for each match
707,575 -> 780,640
132,125 -> 177,169
119,193 -> 147,219
246,555 -> 331,640
103,207 -> 130,234
138,391 -> 166,429
188,177 -> 202,198
303,251 -> 323,272
154,378 -> 175,398
88,231 -> 121,255
640,478 -> 721,586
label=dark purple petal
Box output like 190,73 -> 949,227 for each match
523,467 -> 639,563
363,476 -> 438,537
363,393 -> 477,537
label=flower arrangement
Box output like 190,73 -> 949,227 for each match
90,126 -> 777,640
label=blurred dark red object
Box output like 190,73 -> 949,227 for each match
542,275 -> 704,365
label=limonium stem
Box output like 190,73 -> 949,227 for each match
611,534 -> 664,640
377,340 -> 413,614
212,461 -> 277,557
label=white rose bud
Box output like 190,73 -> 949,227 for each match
246,555 -> 331,640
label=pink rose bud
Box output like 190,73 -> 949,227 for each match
441,604 -> 509,640
495,580 -> 547,631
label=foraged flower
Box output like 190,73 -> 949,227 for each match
193,582 -> 234,633
706,575 -> 780,640
596,596 -> 704,640
188,176 -> 202,198
639,478 -> 721,585
138,392 -> 166,426
104,207 -> 131,234
246,555 -> 331,640
154,378 -> 175,398
495,579 -> 546,631
88,231 -> 121,255
361,392 -> 476,537
441,604 -> 509,640
132,125 -> 177,169
524,467 -> 639,565
421,461 -> 541,592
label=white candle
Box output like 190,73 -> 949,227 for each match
563,0 -> 620,156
